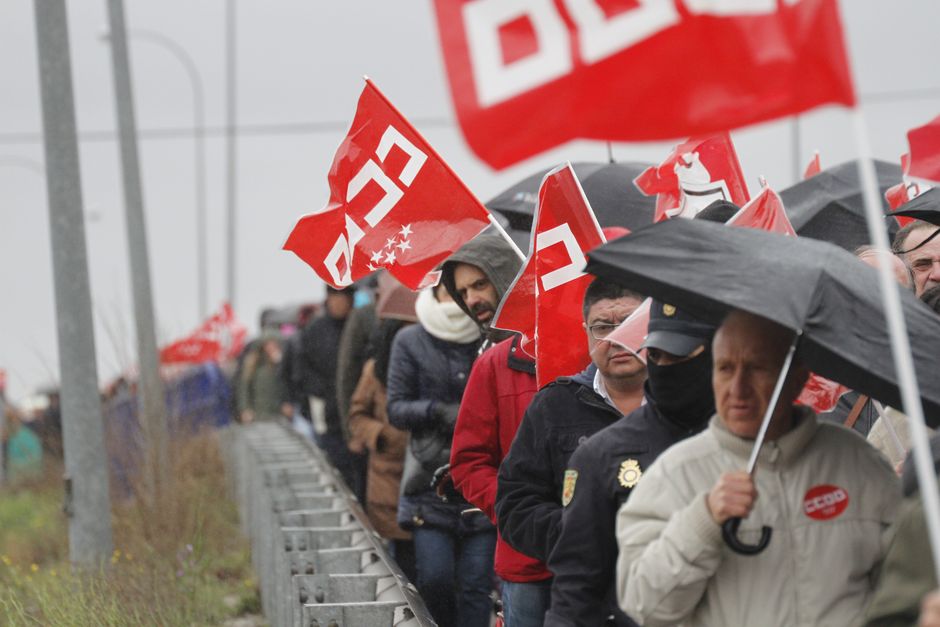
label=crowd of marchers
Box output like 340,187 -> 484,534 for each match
234,200 -> 940,627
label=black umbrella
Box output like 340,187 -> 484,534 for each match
887,186 -> 940,227
586,219 -> 940,552
780,159 -> 901,251
486,161 -> 656,233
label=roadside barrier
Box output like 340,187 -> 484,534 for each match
221,420 -> 436,627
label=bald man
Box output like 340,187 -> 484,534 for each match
856,245 -> 913,291
615,310 -> 901,627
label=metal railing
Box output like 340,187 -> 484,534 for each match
221,420 -> 436,627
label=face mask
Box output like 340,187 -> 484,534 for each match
646,347 -> 715,428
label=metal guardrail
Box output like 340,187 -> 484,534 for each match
221,420 -> 437,627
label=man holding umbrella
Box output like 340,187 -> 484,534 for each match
614,310 -> 900,626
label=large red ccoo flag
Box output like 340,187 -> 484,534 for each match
284,79 -> 492,289
634,133 -> 750,222
532,164 -> 607,387
433,0 -> 856,169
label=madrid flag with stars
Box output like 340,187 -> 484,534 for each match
284,79 -> 492,290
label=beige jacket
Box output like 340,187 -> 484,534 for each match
615,409 -> 900,627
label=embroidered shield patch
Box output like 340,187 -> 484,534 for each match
618,459 -> 642,489
562,470 -> 578,506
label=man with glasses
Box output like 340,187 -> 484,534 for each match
545,301 -> 717,627
893,220 -> 940,297
495,279 -> 646,571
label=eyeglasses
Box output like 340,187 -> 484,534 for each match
588,322 -> 620,341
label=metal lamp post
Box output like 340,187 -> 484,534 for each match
100,28 -> 208,321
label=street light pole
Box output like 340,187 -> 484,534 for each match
104,0 -> 170,501
100,29 -> 208,321
31,0 -> 114,566
225,0 -> 238,311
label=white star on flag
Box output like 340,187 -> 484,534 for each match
385,236 -> 397,250
370,250 -> 384,264
399,224 -> 413,238
384,249 -> 397,265
396,239 -> 411,252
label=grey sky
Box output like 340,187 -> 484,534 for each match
1,0 -> 938,402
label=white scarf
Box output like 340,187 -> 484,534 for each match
415,288 -> 480,344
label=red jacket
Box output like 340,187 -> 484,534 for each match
450,336 -> 550,582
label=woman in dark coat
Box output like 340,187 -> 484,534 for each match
387,283 -> 496,627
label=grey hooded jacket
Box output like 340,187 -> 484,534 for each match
441,231 -> 523,343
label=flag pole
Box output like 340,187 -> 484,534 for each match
852,107 -> 940,582
488,213 -> 526,261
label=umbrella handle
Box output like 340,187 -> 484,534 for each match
721,518 -> 772,555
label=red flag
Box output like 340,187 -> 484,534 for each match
491,253 -> 537,356
284,79 -> 491,289
160,303 -> 247,365
727,185 -> 796,236
635,134 -> 750,222
798,374 -> 849,414
908,114 -> 940,182
886,153 -> 933,226
433,1 -> 855,169
803,152 -> 822,179
534,164 -> 606,387
606,298 -> 653,363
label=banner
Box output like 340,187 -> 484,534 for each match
284,79 -> 491,289
434,0 -> 855,169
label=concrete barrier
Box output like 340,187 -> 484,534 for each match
221,420 -> 435,627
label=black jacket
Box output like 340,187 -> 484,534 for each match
386,324 -> 491,533
544,396 -> 706,627
295,314 -> 347,432
495,365 -> 623,563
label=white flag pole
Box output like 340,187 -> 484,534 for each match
488,212 -> 526,261
852,108 -> 940,582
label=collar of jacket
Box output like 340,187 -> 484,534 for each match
709,406 -> 818,469
506,334 -> 535,375
558,364 -> 622,418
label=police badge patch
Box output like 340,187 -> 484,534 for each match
618,459 -> 642,488
562,470 -> 578,506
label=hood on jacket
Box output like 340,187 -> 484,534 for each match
441,231 -> 523,338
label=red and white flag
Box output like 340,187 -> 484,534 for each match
433,0 -> 855,169
160,303 -> 247,365
886,153 -> 934,221
533,165 -> 606,387
635,133 -> 750,222
492,164 -> 608,385
284,79 -> 491,289
798,374 -> 849,414
803,152 -> 822,179
727,185 -> 796,236
491,254 -> 537,356
606,298 -> 653,363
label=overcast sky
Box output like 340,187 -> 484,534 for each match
1,0 -> 938,403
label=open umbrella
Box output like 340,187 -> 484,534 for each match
780,159 -> 901,251
586,219 -> 940,552
887,186 -> 940,227
486,161 -> 656,232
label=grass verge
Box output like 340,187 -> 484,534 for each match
0,429 -> 262,626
